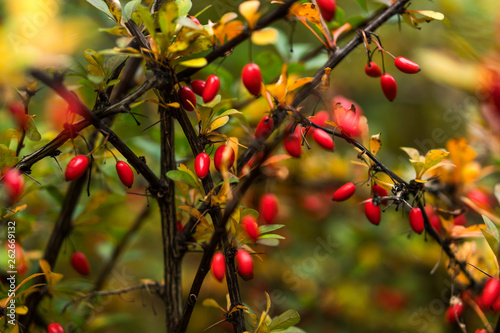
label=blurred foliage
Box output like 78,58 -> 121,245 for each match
1,0 -> 500,332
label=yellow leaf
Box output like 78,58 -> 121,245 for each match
166,102 -> 181,108
401,147 -> 421,161
3,204 -> 27,218
239,1 -> 261,30
370,133 -> 382,156
251,28 -> 279,45
262,155 -> 292,166
225,20 -> 245,41
104,0 -> 122,24
407,10 -> 445,21
221,12 -> 238,24
15,305 -> 28,315
208,116 -> 230,132
288,77 -> 313,93
289,3 -> 321,26
178,58 -> 207,68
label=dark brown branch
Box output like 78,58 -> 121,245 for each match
16,75 -> 158,173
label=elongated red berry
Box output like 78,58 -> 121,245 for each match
481,278 -> 500,308
259,193 -> 279,224
312,129 -> 334,150
65,155 -> 89,181
116,161 -> 134,188
195,152 -> 210,179
425,206 -> 442,233
454,214 -> 467,226
380,73 -> 397,101
3,168 -> 24,203
394,57 -> 420,74
332,183 -> 356,202
365,199 -> 381,225
365,62 -> 382,77
409,207 -> 424,234
283,128 -> 302,158
71,251 -> 90,276
214,145 -> 235,172
242,63 -> 262,96
236,249 -> 254,280
178,86 -> 197,111
202,75 -> 220,103
242,215 -> 260,241
177,221 -> 184,232
9,100 -> 28,128
467,189 -> 492,209
316,0 -> 336,22
372,183 -> 388,204
475,330 -> 487,333
48,323 -> 65,333
445,301 -> 464,324
309,110 -> 330,129
211,252 -> 226,282
255,116 -> 274,139
191,80 -> 206,96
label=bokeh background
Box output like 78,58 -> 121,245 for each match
2,0 -> 500,332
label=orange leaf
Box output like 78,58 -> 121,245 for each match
262,155 -> 292,166
239,1 -> 261,30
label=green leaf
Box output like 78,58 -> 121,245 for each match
0,144 -> 17,169
275,327 -> 307,333
123,0 -> 141,20
354,0 -> 367,11
259,224 -> 285,234
213,109 -> 242,120
166,170 -> 199,189
137,5 -> 157,40
409,160 -> 425,179
99,26 -> 128,36
175,0 -> 192,17
25,116 -> 41,142
242,208 -> 259,220
259,233 -> 285,240
178,57 -> 208,68
217,177 -> 239,187
202,298 -> 222,309
481,215 -> 499,256
257,238 -> 280,246
270,309 -> 300,331
159,2 -> 179,40
86,0 -> 114,19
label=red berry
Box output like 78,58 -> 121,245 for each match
191,80 -> 206,96
242,215 -> 260,241
195,152 -> 210,179
116,161 -> 134,188
372,183 -> 388,204
3,168 -> 24,203
332,183 -> 356,202
283,128 -> 302,158
316,0 -> 336,22
242,63 -> 262,96
425,206 -> 442,233
189,15 -> 200,25
365,62 -> 382,77
394,57 -> 420,74
47,322 -> 65,333
365,199 -> 381,225
236,249 -> 254,280
409,207 -> 424,234
481,278 -> 500,309
202,75 -> 220,103
467,189 -> 492,209
259,193 -> 279,224
71,251 -> 90,276
445,301 -> 464,324
338,110 -> 361,137
309,110 -> 330,130
178,86 -> 197,111
454,214 -> 467,226
8,100 -> 27,128
380,73 -> 397,101
211,252 -> 226,282
214,145 -> 235,172
312,129 -> 334,150
177,221 -> 184,232
492,294 -> 500,312
65,155 -> 89,181
475,330 -> 487,333
255,116 -> 274,139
